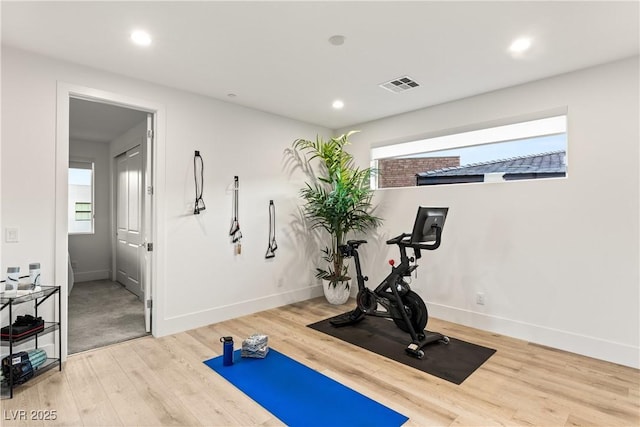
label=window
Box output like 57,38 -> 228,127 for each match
74,202 -> 92,221
69,161 -> 94,234
371,114 -> 567,188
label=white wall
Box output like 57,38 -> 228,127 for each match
1,47 -> 329,343
68,139 -> 112,282
110,120 -> 146,160
4,46 -> 637,368
342,57 -> 639,368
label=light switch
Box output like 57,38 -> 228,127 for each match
5,227 -> 19,243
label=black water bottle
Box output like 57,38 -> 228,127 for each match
220,336 -> 234,366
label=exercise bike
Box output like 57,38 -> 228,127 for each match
330,206 -> 449,359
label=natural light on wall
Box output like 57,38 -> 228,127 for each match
68,161 -> 94,234
371,113 -> 567,188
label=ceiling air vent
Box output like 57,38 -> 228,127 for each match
379,76 -> 420,93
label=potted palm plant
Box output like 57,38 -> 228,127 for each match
292,131 -> 382,304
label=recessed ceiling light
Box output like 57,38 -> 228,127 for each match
328,35 -> 345,46
332,100 -> 344,109
131,30 -> 152,46
509,37 -> 532,55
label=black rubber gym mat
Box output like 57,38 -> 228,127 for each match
308,314 -> 496,385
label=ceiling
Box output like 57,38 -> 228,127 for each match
70,98 -> 148,143
2,1 -> 639,130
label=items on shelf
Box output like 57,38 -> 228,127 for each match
265,200 -> 278,259
29,263 -> 41,287
2,351 -> 33,385
26,348 -> 47,369
1,285 -> 61,399
1,314 -> 45,341
1,262 -> 42,296
3,267 -> 20,297
1,349 -> 48,386
241,333 -> 269,359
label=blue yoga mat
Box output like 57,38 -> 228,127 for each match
204,349 -> 408,427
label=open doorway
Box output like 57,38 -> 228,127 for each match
67,98 -> 151,354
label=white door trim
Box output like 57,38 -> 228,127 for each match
56,82 -> 166,360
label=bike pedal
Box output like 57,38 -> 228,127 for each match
405,344 -> 425,359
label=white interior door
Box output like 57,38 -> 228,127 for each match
116,146 -> 143,299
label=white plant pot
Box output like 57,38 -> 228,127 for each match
322,279 -> 351,305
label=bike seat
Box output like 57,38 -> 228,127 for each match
347,239 -> 367,248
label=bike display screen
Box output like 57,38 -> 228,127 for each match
410,207 -> 448,244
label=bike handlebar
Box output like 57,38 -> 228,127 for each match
385,226 -> 443,251
414,226 -> 443,251
385,233 -> 411,245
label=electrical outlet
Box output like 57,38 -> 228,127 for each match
476,292 -> 485,305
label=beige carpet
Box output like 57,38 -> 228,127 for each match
68,280 -> 147,354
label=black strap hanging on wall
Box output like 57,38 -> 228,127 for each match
193,151 -> 206,214
229,176 -> 242,243
265,200 -> 278,259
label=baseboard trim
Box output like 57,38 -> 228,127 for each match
429,303 -> 639,369
73,270 -> 110,283
156,285 -> 324,337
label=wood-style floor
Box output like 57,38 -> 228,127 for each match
2,297 -> 638,426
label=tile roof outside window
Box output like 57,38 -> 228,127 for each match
415,151 -> 566,185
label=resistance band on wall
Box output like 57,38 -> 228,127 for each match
229,176 -> 242,253
265,200 -> 278,259
193,151 -> 206,214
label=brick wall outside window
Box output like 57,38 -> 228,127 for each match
378,157 -> 460,188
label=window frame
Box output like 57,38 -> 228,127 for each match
68,159 -> 95,235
